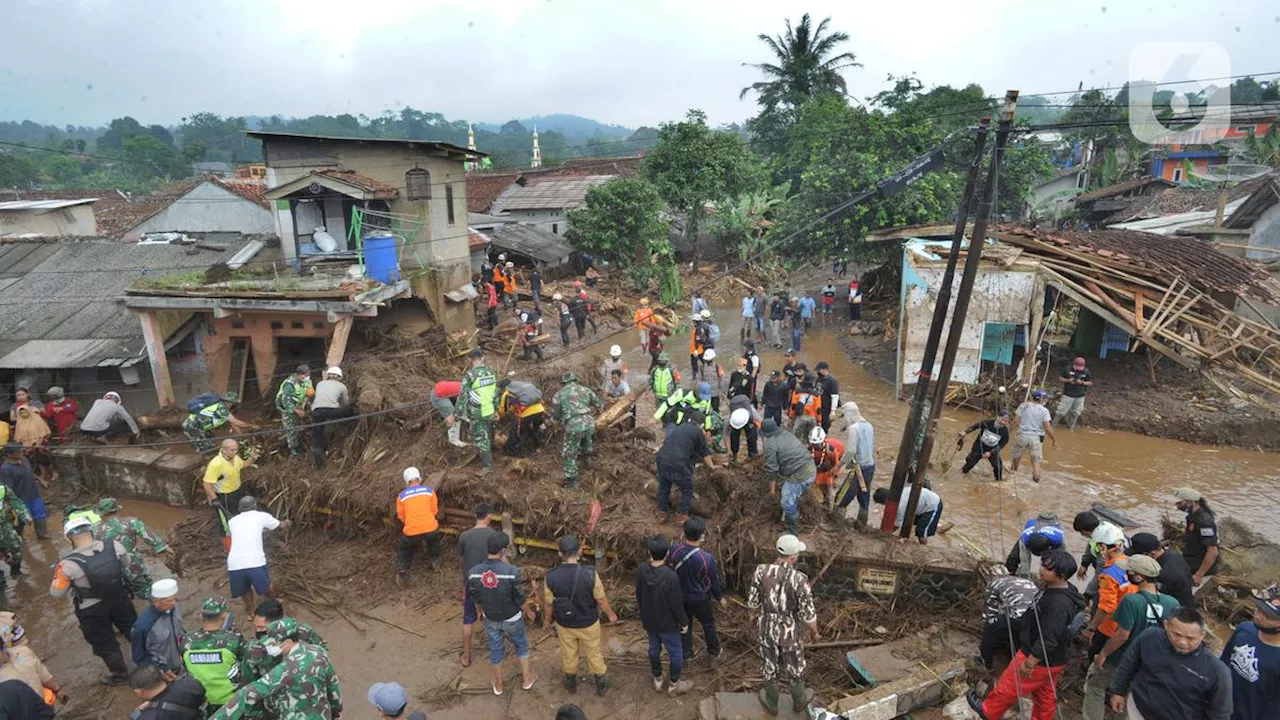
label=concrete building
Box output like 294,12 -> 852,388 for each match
119,177 -> 272,240
247,131 -> 481,333
1027,167 -> 1087,220
491,175 -> 612,235
0,199 -> 98,237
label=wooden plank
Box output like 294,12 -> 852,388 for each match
1134,291 -> 1144,333
1209,328 -> 1265,361
1085,281 -> 1134,323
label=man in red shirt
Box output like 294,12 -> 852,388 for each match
40,387 -> 79,443
396,467 -> 441,587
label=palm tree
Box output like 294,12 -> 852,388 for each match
740,14 -> 861,108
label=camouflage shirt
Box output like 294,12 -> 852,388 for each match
275,376 -> 313,413
241,623 -> 327,682
96,516 -> 169,557
551,382 -> 603,434
186,627 -> 247,656
747,561 -> 817,647
0,490 -> 32,529
213,642 -> 342,720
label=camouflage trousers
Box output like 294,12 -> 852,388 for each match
470,416 -> 493,454
758,626 -> 806,683
280,412 -> 302,453
182,416 -> 214,453
0,524 -> 21,564
562,427 -> 595,481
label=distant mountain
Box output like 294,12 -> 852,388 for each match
477,114 -> 633,144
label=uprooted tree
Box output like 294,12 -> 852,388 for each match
564,177 -> 682,303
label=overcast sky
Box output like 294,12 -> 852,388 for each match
4,0 -> 1276,129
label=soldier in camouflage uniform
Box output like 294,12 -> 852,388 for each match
242,600 -> 327,684
212,618 -> 342,720
459,348 -> 499,474
183,597 -> 247,710
274,365 -> 313,456
747,533 -> 820,716
95,497 -> 173,597
0,484 -> 31,582
551,371 -> 602,488
183,392 -> 247,454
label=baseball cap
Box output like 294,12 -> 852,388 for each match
784,348 -> 795,357
202,597 -> 230,615
1031,389 -> 1049,399
295,363 -> 311,374
1172,487 -> 1203,502
776,534 -> 806,556
1252,584 -> 1280,621
558,535 -> 581,554
1128,532 -> 1161,555
151,579 -> 179,599
997,410 -> 1011,418
368,682 -> 409,716
1116,554 -> 1162,578
1091,523 -> 1125,547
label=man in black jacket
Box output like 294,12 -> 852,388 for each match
467,532 -> 535,695
969,549 -> 1085,720
130,664 -> 206,719
1127,532 -> 1195,609
761,371 -> 789,426
957,410 -> 1010,482
637,535 -> 691,697
1107,607 -> 1232,720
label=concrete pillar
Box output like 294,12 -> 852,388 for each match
326,315 -> 354,368
248,323 -> 277,398
202,321 -> 234,395
138,311 -> 176,408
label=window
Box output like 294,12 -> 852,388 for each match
231,319 -> 245,329
1076,172 -> 1087,189
405,168 -> 431,200
552,223 -> 559,235
1172,168 -> 1184,183
1235,125 -> 1256,134
270,321 -> 284,330
445,183 -> 456,225
291,321 -> 304,330
312,321 -> 324,330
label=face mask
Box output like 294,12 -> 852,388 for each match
1258,624 -> 1280,635
255,630 -> 267,639
263,641 -> 283,658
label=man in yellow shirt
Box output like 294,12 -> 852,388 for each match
203,439 -> 253,552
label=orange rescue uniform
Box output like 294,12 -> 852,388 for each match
396,484 -> 440,536
789,390 -> 822,421
812,438 -> 845,487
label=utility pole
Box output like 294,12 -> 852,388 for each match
899,91 -> 1020,539
878,117 -> 993,533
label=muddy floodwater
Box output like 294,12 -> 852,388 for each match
628,295 -> 1280,564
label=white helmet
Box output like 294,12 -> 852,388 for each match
609,345 -> 622,358
64,517 -> 94,536
505,261 -> 514,268
729,408 -> 751,429
498,253 -> 507,260
702,349 -> 716,361
808,427 -> 827,445
700,309 -> 713,320
326,366 -> 343,378
402,467 -> 422,485
552,292 -> 563,300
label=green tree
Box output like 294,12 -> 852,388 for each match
1243,124 -> 1280,167
711,187 -> 787,261
0,153 -> 39,187
643,109 -> 762,267
121,134 -> 188,181
97,116 -> 146,151
564,178 -> 676,296
740,13 -> 860,109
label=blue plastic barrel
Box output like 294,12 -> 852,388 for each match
362,233 -> 400,284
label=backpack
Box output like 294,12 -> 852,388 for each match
187,392 -> 221,414
707,322 -> 721,344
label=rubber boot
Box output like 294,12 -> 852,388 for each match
564,476 -> 580,489
311,448 -> 325,470
447,422 -> 467,447
789,680 -> 810,713
784,514 -> 800,536
580,454 -> 592,470
757,680 -> 780,716
855,506 -> 869,530
33,518 -> 49,540
478,451 -> 493,475
563,673 -> 578,694
594,673 -> 610,696
8,557 -> 21,578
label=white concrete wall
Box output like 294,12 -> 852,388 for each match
126,181 -> 273,238
1029,172 -> 1084,219
506,208 -> 568,234
1237,202 -> 1280,326
899,253 -> 1039,386
0,204 -> 97,236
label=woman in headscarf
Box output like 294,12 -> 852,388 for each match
12,406 -> 56,488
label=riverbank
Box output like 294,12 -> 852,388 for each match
836,305 -> 1280,452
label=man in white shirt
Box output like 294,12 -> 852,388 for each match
226,496 -> 291,615
1012,389 -> 1058,484
873,484 -> 943,545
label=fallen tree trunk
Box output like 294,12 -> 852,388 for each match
596,387 -> 648,430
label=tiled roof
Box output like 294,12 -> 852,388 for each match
468,230 -> 489,250
1107,173 -> 1274,224
312,169 -> 399,199
1074,176 -> 1174,204
556,156 -> 643,178
495,175 -> 613,211
483,223 -> 573,264
212,178 -> 270,208
0,238 -> 251,368
467,171 -> 524,213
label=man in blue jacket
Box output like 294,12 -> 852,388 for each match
667,517 -> 725,666
131,578 -> 186,678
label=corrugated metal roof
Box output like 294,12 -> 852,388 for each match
483,224 -> 573,264
0,239 -> 249,369
494,176 -> 613,211
0,199 -> 97,211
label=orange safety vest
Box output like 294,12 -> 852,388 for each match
789,391 -> 821,420
812,439 -> 845,487
492,266 -> 505,286
690,327 -> 704,356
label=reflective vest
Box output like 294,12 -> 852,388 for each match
191,403 -> 228,431
651,366 -> 677,399
690,398 -> 713,430
466,367 -> 498,418
275,376 -> 310,410
69,509 -> 102,525
654,389 -> 688,424
184,642 -> 240,705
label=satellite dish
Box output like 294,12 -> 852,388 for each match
308,182 -> 323,194
1189,163 -> 1272,184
